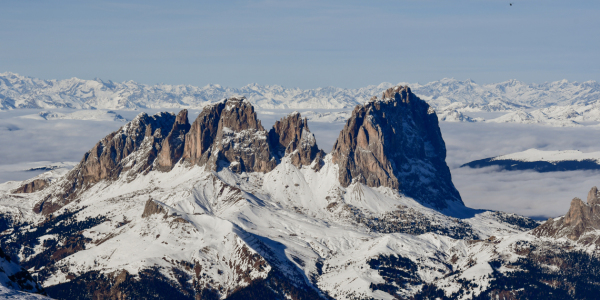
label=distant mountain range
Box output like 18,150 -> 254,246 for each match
1,72 -> 599,112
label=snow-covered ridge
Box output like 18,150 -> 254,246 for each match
1,72 -> 599,111
492,149 -> 600,163
461,149 -> 600,172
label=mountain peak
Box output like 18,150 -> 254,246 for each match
269,111 -> 325,170
182,97 -> 276,173
331,86 -> 462,209
533,186 -> 600,245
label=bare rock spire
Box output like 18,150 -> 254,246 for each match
156,109 -> 191,172
182,97 -> 276,173
269,111 -> 325,170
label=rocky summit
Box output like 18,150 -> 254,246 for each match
332,86 -> 462,209
269,111 -> 325,171
533,186 -> 600,245
182,97 -> 277,173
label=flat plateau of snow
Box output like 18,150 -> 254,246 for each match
492,149 -> 600,163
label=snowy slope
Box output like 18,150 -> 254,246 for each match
0,247 -> 47,299
492,149 -> 600,163
0,154 -> 539,299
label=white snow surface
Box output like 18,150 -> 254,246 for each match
491,149 -> 600,163
0,286 -> 49,300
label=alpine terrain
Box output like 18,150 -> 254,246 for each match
1,86 -> 600,299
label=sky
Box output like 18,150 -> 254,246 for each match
1,0 -> 599,88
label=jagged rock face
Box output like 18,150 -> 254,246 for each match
156,110 -> 190,172
269,112 -> 325,170
12,178 -> 49,194
533,186 -> 600,244
36,112 -> 176,214
183,97 -> 276,173
76,111 -> 176,183
331,85 -> 462,209
141,199 -> 167,218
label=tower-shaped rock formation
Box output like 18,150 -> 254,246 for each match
331,86 -> 462,209
156,109 -> 191,171
269,112 -> 325,170
182,97 -> 276,173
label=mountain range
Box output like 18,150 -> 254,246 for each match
2,72 -> 599,111
1,86 -> 599,299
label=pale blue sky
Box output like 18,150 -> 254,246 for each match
1,0 -> 598,88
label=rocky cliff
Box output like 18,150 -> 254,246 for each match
182,97 -> 277,173
12,178 -> 49,194
35,98 -> 327,215
156,110 -> 191,172
35,112 -> 177,214
269,112 -> 325,170
331,86 -> 462,209
533,186 -> 600,245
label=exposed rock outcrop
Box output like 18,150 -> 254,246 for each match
182,97 -> 276,173
533,186 -> 600,245
12,178 -> 49,194
269,112 -> 325,170
36,112 -> 177,214
331,85 -> 462,209
156,110 -> 190,172
141,199 -> 167,218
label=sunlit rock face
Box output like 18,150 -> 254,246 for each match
35,111 -> 177,215
269,111 -> 325,171
156,109 -> 191,172
533,186 -> 600,245
182,97 -> 276,173
331,85 -> 463,209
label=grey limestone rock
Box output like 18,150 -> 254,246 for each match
182,97 -> 276,173
269,112 -> 325,171
331,85 -> 462,209
533,186 -> 600,245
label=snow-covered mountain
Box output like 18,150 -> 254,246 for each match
461,149 -> 600,172
2,72 -> 599,111
1,86 -> 599,299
